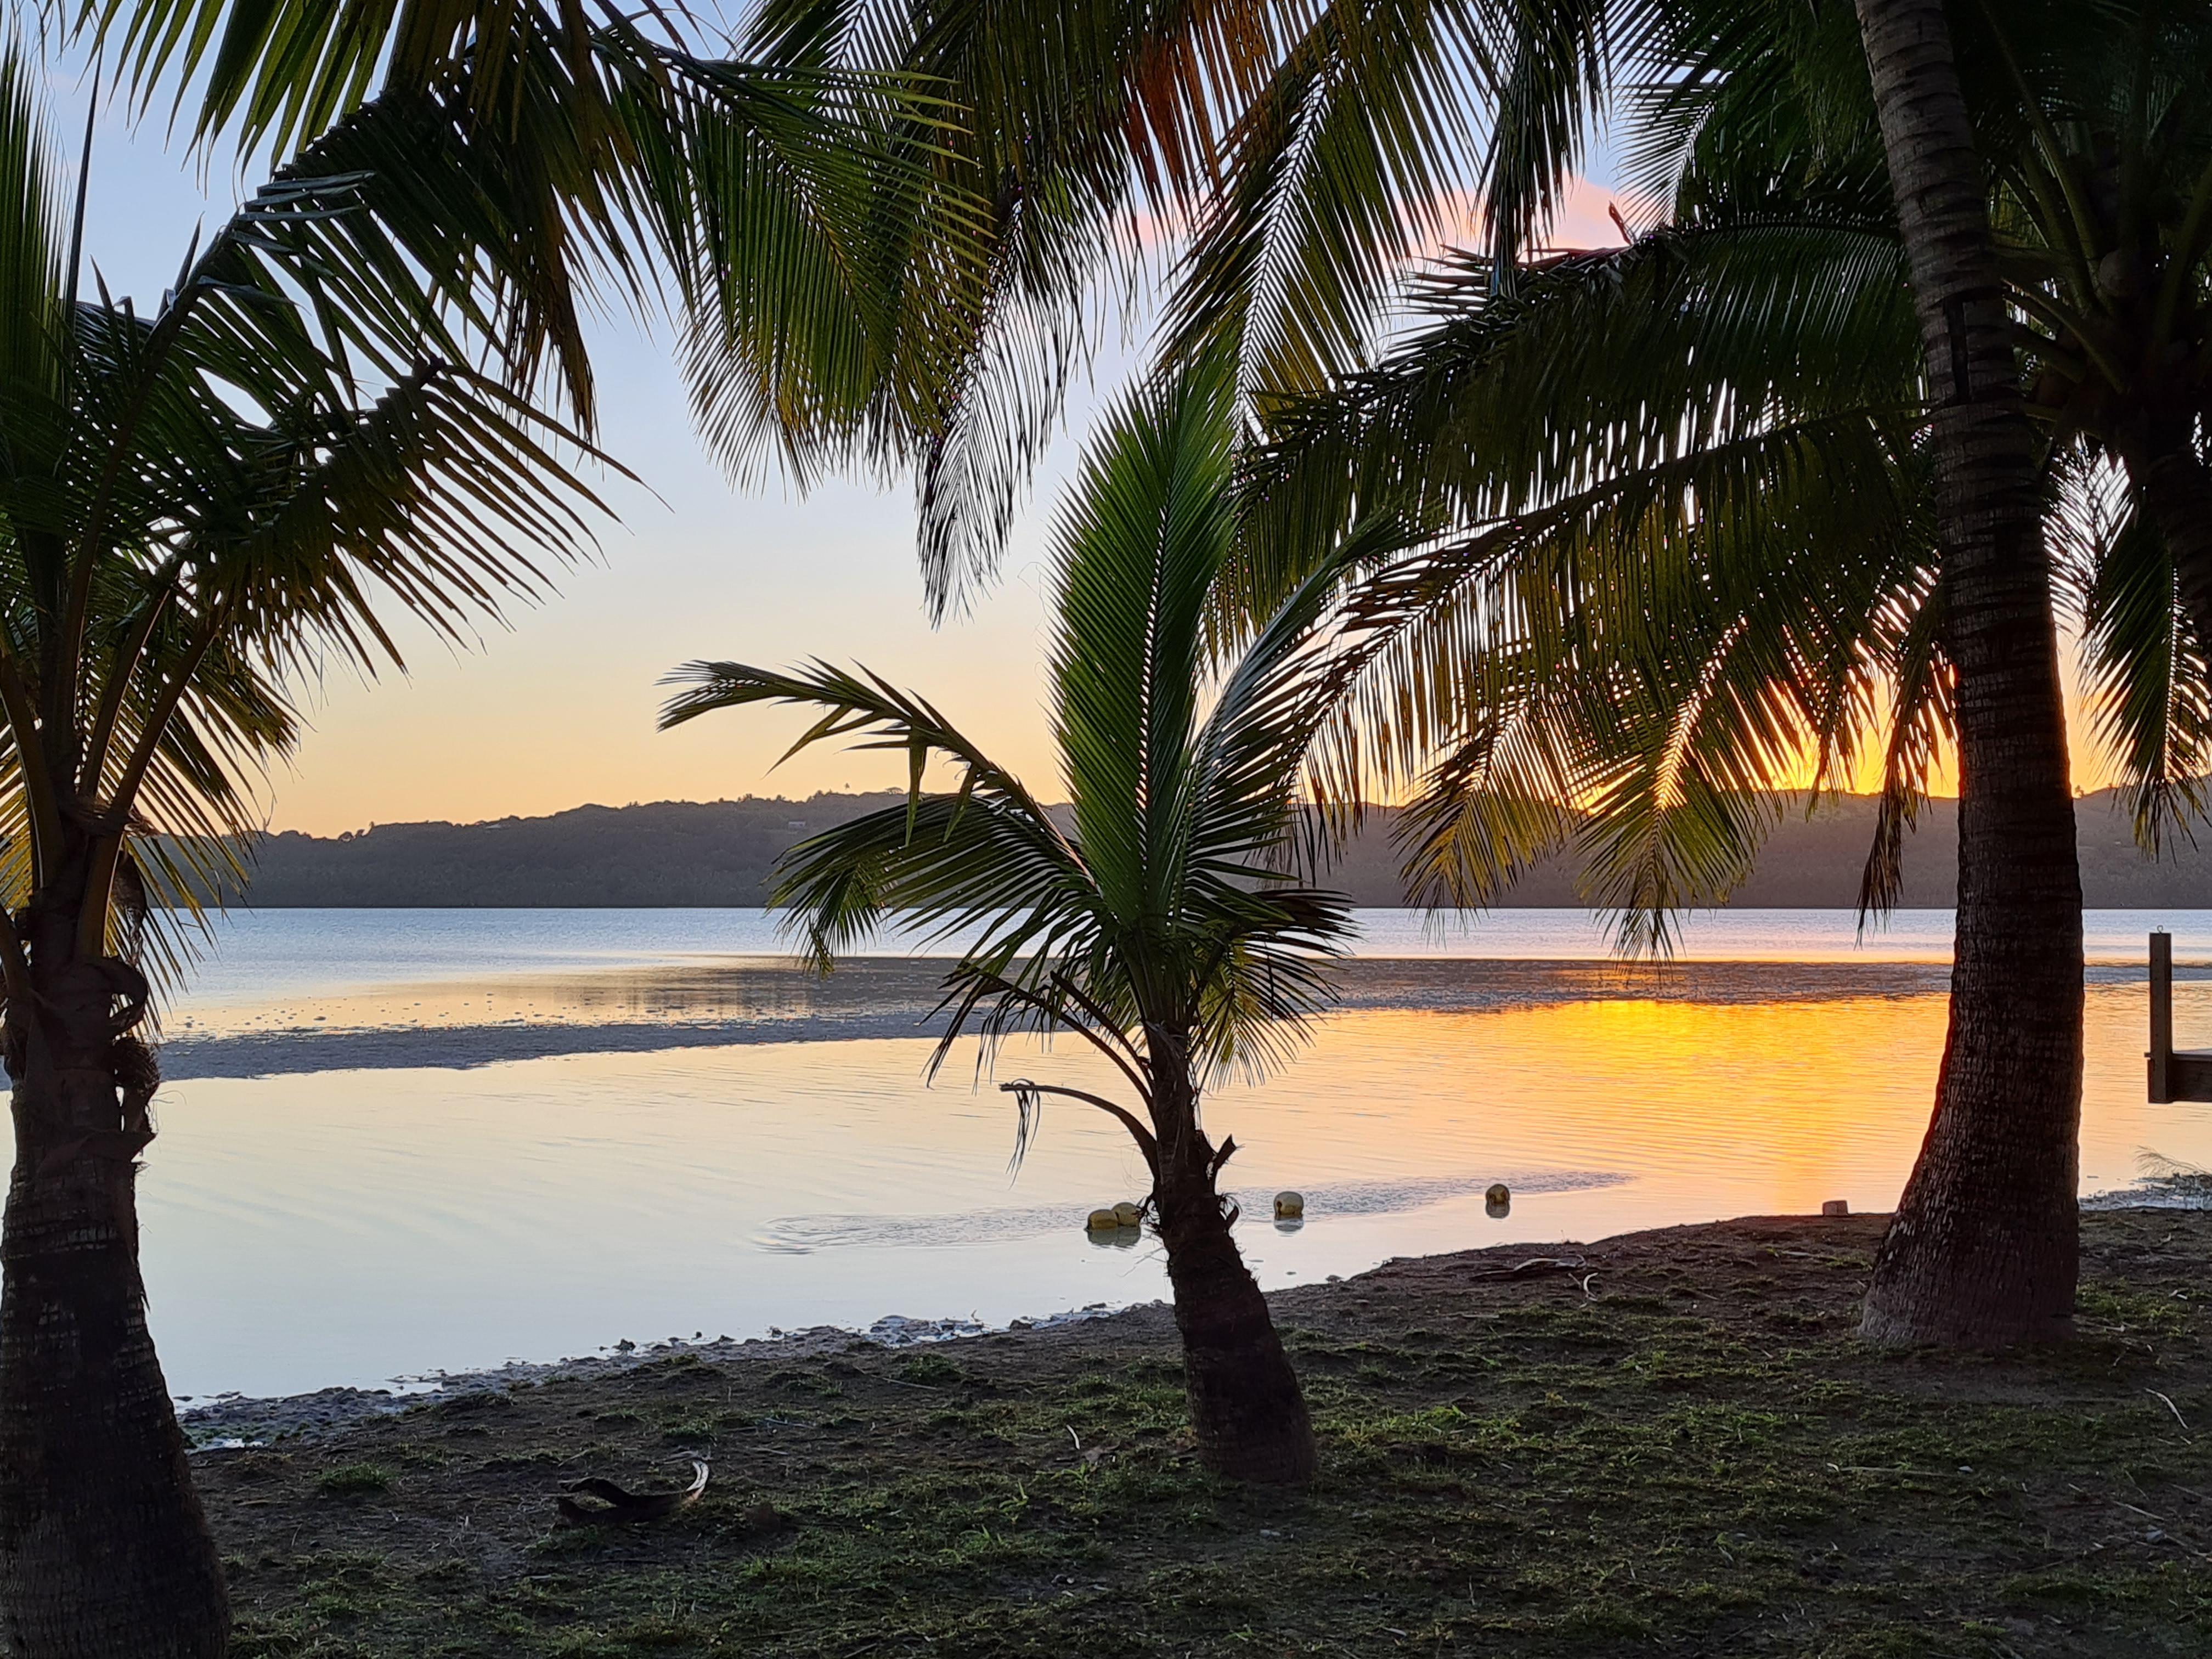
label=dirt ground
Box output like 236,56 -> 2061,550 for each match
204,1210 -> 2212,1657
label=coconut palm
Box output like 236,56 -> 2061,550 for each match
662,352 -> 1414,1485
103,0 -> 1580,610
1240,0 -> 2212,1348
0,44 -> 603,1655
1427,0 -> 2063,1348
98,0 -> 996,499
1838,0 -> 2083,1351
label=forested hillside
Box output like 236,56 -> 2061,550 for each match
218,789 -> 2212,907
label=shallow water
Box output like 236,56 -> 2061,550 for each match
136,909 -> 2212,1400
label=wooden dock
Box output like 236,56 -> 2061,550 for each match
2147,930 -> 2212,1101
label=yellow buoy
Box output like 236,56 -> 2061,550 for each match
1112,1201 -> 1143,1226
1273,1191 -> 1304,1220
1086,1208 -> 1121,1232
1485,1182 -> 1511,1218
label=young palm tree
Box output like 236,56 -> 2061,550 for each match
0,47 -> 601,1655
662,354 -> 1410,1485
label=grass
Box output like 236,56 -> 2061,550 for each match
314,1464 -> 394,1497
202,1211 -> 2212,1657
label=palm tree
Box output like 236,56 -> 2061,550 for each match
1841,0 -> 2083,1350
103,0 -> 1567,610
661,353 -> 1412,1485
0,45 -> 602,1655
1243,0 -> 2212,1347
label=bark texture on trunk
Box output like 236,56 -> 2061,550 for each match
0,900 -> 229,1656
1853,0 -> 2083,1345
1156,1178 -> 1317,1486
1148,1051 -> 1316,1486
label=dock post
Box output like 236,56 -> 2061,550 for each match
2151,930 -> 2175,1103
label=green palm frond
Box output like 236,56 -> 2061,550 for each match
1156,0 -> 1493,409
2057,448 -> 2212,851
663,347 -> 1371,1097
93,0 -> 1278,616
0,31 -> 610,999
1235,97 -> 1946,950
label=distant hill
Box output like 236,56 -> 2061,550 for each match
215,787 -> 2212,908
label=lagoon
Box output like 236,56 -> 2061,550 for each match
140,908 -> 2212,1400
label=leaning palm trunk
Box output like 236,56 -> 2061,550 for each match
1853,0 -> 2083,1344
1146,1053 -> 1315,1485
0,857 -> 226,1655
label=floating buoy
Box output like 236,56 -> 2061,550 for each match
1113,1201 -> 1143,1226
1485,1182 -> 1511,1218
1821,1198 -> 1849,1217
1274,1191 -> 1304,1220
1085,1208 -> 1121,1232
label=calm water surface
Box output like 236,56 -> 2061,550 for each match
136,909 -> 2212,1399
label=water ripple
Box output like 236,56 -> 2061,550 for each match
757,1169 -> 1627,1252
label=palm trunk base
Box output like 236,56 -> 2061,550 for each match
1164,1214 -> 1316,1486
0,1148 -> 229,1657
1860,1175 -> 2078,1347
1860,1012 -> 2080,1347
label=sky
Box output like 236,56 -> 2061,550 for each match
68,49 -> 1090,836
53,41 -> 2118,838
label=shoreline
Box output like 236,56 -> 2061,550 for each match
177,1308 -> 1120,1449
180,1186 -> 2209,1449
198,1206 -> 2212,1656
160,955 -> 2203,1080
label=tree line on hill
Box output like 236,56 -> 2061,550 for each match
217,788 -> 2212,909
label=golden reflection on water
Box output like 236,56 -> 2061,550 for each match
139,980 -> 2212,1399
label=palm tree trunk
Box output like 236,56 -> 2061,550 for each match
1852,0 -> 2083,1345
1149,1063 -> 1316,1486
0,914 -> 228,1655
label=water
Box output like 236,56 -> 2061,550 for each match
133,909 -> 2212,1401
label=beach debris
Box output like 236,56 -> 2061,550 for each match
1821,1199 -> 1850,1217
1274,1191 -> 1304,1220
556,1459 -> 708,1526
2084,1152 -> 2212,1211
1485,1183 -> 1511,1218
1466,1255 -> 1589,1282
2146,1388 -> 2192,1433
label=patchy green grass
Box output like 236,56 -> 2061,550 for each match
207,1212 -> 2212,1657
313,1464 -> 393,1497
